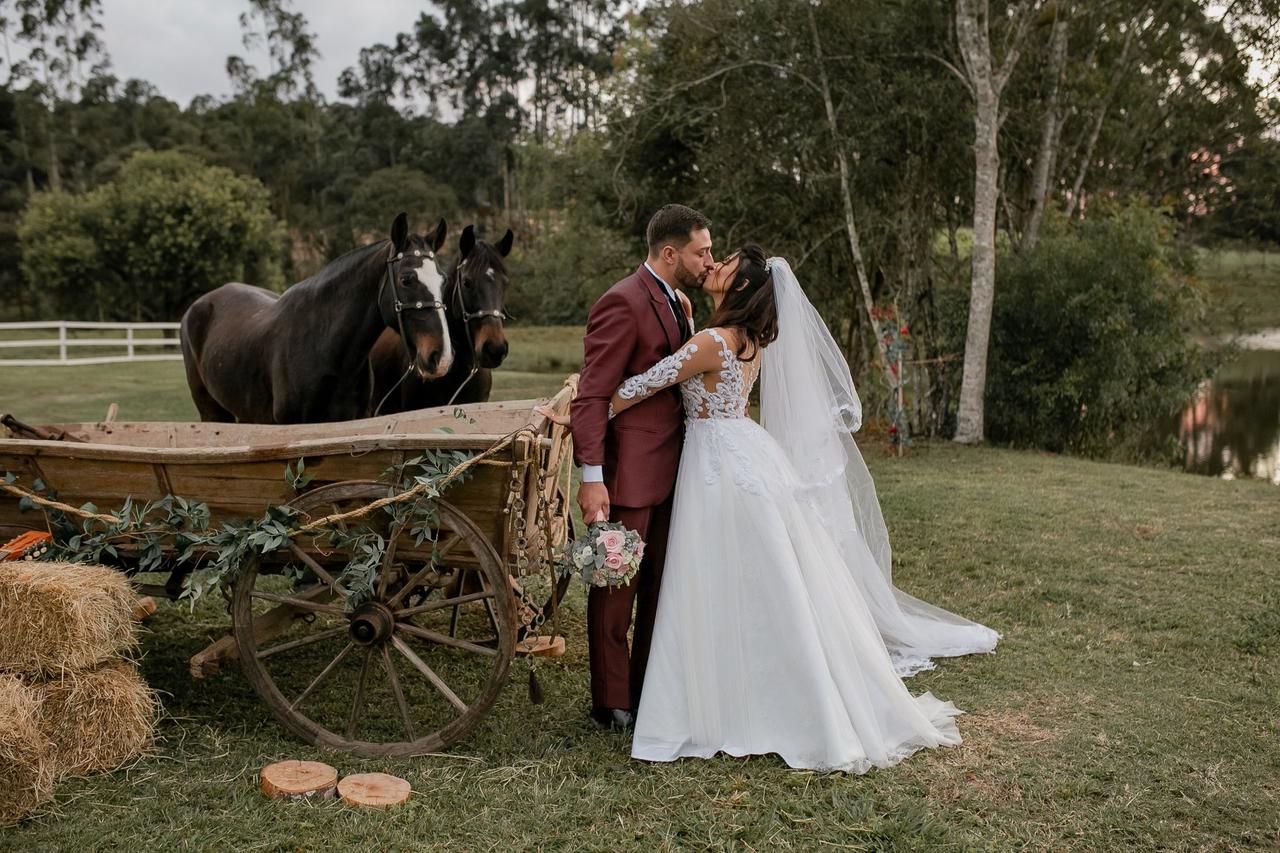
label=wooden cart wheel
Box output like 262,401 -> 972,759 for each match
231,481 -> 516,757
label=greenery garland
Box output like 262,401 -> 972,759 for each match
2,447 -> 475,612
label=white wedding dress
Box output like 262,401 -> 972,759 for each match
625,327 -> 963,772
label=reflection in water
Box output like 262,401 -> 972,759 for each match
1178,348 -> 1280,484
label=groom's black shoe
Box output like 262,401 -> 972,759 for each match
590,707 -> 635,732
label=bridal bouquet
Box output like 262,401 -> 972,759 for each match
555,521 -> 645,588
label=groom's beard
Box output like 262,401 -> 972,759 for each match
673,258 -> 707,290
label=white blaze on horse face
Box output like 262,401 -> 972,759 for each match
415,260 -> 453,374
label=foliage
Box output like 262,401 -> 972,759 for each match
18,150 -> 283,320
344,165 -> 458,241
978,204 -> 1218,457
4,447 -> 475,613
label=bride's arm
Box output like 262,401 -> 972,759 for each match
608,329 -> 727,418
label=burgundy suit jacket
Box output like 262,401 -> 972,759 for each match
572,264 -> 686,508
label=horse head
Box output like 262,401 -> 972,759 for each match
450,224 -> 514,369
379,213 -> 453,380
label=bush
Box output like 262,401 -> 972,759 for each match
504,218 -> 637,325
980,204 -> 1216,458
343,165 -> 459,243
19,150 -> 284,321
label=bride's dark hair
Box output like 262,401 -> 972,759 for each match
706,243 -> 778,361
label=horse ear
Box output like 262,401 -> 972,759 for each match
460,224 -> 476,259
431,218 -> 447,253
390,212 -> 408,252
496,229 -> 514,257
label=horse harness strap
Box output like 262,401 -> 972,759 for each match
381,247 -> 446,366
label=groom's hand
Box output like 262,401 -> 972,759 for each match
577,482 -> 610,524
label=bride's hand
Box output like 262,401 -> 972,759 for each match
535,404 -> 571,428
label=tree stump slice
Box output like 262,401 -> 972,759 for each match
338,772 -> 412,808
132,596 -> 157,621
259,760 -> 338,800
516,635 -> 566,658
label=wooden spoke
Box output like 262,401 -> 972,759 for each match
286,542 -> 346,594
380,645 -> 415,742
395,589 -> 495,619
347,648 -> 372,739
257,625 -> 347,660
391,635 -> 467,713
289,642 -> 355,711
480,590 -> 501,637
250,590 -> 344,615
377,522 -> 403,599
386,532 -> 462,608
395,621 -> 498,657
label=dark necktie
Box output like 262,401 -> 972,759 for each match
665,289 -> 689,342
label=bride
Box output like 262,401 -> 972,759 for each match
552,245 -> 997,771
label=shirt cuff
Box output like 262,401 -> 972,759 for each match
581,464 -> 604,483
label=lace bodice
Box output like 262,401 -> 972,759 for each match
615,328 -> 758,420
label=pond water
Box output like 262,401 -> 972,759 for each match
1175,333 -> 1280,485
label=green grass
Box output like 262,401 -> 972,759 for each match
3,326 -> 1278,849
1198,248 -> 1280,334
0,326 -> 584,424
4,443 -> 1278,848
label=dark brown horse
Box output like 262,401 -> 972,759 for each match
369,225 -> 513,413
181,214 -> 452,424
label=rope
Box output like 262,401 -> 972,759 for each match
1,424 -> 543,538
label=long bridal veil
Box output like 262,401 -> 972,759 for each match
759,258 -> 999,675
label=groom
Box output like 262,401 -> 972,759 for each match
572,204 -> 714,731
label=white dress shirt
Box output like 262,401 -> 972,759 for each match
582,263 -> 685,485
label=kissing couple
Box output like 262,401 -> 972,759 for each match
540,204 -> 999,773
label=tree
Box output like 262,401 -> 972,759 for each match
949,0 -> 1040,444
12,0 -> 110,192
19,150 -> 283,321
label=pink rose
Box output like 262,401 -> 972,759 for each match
635,541 -> 645,561
597,529 -> 626,553
604,550 -> 625,571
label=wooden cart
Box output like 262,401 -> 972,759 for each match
0,378 -> 577,757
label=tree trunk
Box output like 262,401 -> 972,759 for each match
1023,6 -> 1070,249
1065,22 -> 1136,217
44,111 -> 62,192
806,4 -> 900,426
955,88 -> 1001,444
952,0 -> 1033,444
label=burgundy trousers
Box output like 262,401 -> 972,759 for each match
587,497 -> 673,711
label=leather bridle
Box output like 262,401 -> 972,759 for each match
373,246 -> 511,414
444,259 -> 510,405
379,245 -> 447,367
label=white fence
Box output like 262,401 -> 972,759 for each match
0,321 -> 183,366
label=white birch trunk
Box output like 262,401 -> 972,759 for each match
1023,7 -> 1070,250
953,0 -> 1034,444
806,4 -> 899,419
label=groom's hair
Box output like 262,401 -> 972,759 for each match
646,204 -> 711,254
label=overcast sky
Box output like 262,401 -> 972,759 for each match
98,0 -> 431,106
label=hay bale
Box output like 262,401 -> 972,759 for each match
36,660 -> 157,778
0,561 -> 137,676
0,674 -> 55,826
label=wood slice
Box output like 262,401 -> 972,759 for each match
259,760 -> 338,800
515,635 -> 566,658
132,595 -> 157,621
338,773 -> 412,808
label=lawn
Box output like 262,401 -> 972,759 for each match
0,326 -> 585,424
1,327 -> 1278,850
1199,248 -> 1280,334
